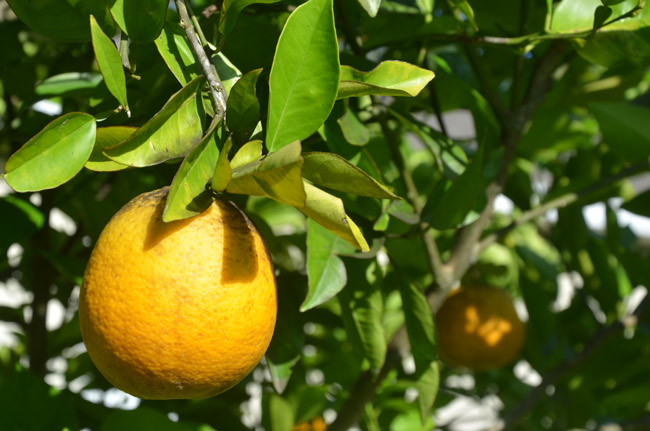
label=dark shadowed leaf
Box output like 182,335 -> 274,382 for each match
104,76 -> 205,167
163,124 -> 222,222
589,102 -> 650,160
227,68 -> 262,143
266,0 -> 340,151
90,15 -> 129,113
337,61 -> 434,99
108,0 -> 168,41
219,0 -> 283,37
338,260 -> 386,372
302,152 -> 399,199
398,281 -> 439,425
0,195 -> 45,250
303,219 -> 355,311
6,0 -> 115,42
422,145 -> 484,229
622,189 -> 650,217
4,113 -> 96,192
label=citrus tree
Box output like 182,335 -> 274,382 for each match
1,0 -> 650,429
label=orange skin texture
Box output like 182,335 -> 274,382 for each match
79,188 -> 277,399
435,286 -> 525,370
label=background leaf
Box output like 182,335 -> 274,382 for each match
589,102 -> 650,160
266,0 -> 340,151
108,0 -> 168,42
4,113 -> 96,192
303,218 -> 355,311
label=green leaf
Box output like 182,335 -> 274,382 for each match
303,219 -> 355,311
0,195 -> 45,250
302,152 -> 400,199
338,260 -> 386,372
337,61 -> 435,99
551,0 -> 645,33
231,140 -> 263,169
622,189 -> 650,217
219,0 -> 283,37
263,394 -> 295,431
398,281 -> 439,424
108,0 -> 168,41
389,109 -> 467,178
154,13 -> 201,86
211,52 -> 243,96
34,72 -> 103,97
6,0 -> 115,42
103,76 -> 205,167
227,68 -> 262,144
266,0 -> 340,151
589,102 -> 650,160
266,278 -> 304,393
85,126 -> 135,172
4,113 -> 96,192
422,145 -> 484,229
101,407 -> 191,431
226,141 -> 306,207
357,0 -> 382,17
90,15 -> 129,114
211,139 -> 233,192
450,0 -> 478,31
300,182 -> 370,251
163,124 -> 222,222
337,108 -> 370,146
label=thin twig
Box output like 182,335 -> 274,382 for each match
478,160 -> 650,252
174,0 -> 227,122
501,294 -> 650,430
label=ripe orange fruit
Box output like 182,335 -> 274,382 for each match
435,286 -> 525,370
79,187 -> 277,399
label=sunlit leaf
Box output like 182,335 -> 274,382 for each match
211,139 -> 232,192
226,141 -> 306,207
300,182 -> 370,251
4,113 -> 96,192
302,152 -> 399,199
231,140 -> 262,169
338,61 -> 434,99
266,0 -> 340,151
34,72 -> 103,97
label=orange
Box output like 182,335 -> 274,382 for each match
435,286 -> 525,370
79,187 -> 277,399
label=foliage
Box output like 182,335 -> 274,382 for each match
1,0 -> 650,430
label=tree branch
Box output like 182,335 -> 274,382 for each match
478,159 -> 650,252
174,0 -> 227,122
446,41 -> 568,283
501,294 -> 650,430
